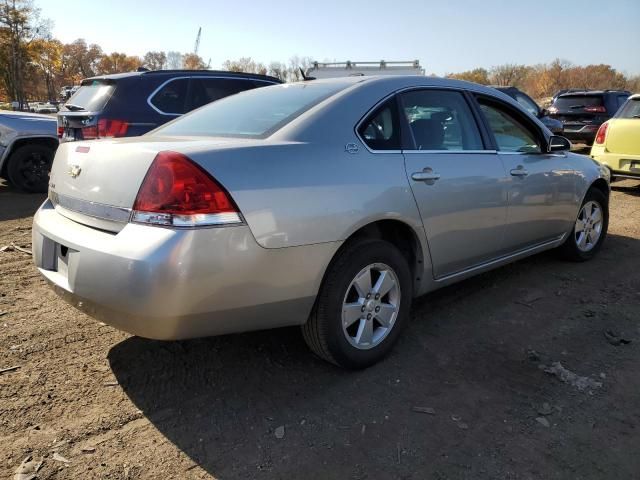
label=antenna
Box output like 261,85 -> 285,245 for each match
194,27 -> 201,55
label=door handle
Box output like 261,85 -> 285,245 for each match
412,168 -> 441,183
510,166 -> 529,177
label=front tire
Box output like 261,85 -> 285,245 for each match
302,239 -> 413,369
558,187 -> 608,261
7,144 -> 54,193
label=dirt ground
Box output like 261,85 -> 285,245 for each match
1,176 -> 639,480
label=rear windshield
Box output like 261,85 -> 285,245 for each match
64,80 -> 115,112
152,82 -> 349,138
616,98 -> 640,118
553,95 -> 603,110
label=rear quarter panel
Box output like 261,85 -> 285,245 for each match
188,142 -> 426,250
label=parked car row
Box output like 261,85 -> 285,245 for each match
2,69 -> 636,194
32,75 -> 612,368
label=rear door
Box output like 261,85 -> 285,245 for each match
399,89 -> 509,278
475,95 -> 578,251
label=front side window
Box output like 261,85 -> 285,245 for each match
150,78 -> 189,114
400,90 -> 483,151
153,82 -> 349,138
358,99 -> 400,150
479,102 -> 541,153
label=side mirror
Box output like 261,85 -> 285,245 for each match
548,135 -> 571,153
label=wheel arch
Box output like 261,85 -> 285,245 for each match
589,177 -> 610,202
0,136 -> 59,176
321,219 -> 426,298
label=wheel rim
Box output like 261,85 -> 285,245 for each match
341,263 -> 401,350
574,200 -> 603,252
16,151 -> 50,189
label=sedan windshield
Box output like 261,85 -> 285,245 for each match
616,98 -> 640,118
152,82 -> 350,138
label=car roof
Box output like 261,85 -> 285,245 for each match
81,69 -> 282,84
557,89 -> 631,97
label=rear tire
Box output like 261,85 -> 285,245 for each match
7,144 -> 54,193
302,239 -> 413,369
558,187 -> 608,261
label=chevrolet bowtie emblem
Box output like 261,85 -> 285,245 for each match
68,165 -> 82,178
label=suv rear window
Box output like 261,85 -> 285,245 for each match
153,82 -> 349,138
65,80 -> 115,112
553,95 -> 604,111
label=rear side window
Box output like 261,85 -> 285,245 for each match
189,78 -> 264,110
358,99 -> 401,150
479,102 -> 541,153
400,90 -> 483,151
553,95 -> 604,110
150,78 -> 189,114
616,98 -> 640,118
65,81 -> 114,112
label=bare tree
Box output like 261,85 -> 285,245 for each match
268,61 -> 287,82
489,64 -> 530,87
222,57 -> 267,75
166,51 -> 183,70
287,55 -> 313,82
143,51 -> 166,70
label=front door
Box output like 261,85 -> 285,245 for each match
476,99 -> 577,252
399,89 -> 509,278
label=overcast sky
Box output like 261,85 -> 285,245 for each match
37,0 -> 640,75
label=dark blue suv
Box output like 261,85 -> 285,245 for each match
58,70 -> 281,142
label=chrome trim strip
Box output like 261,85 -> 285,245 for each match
50,191 -> 131,223
146,76 -> 279,116
354,85 -> 507,155
402,150 -> 498,155
435,236 -> 565,283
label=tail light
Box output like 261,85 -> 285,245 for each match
82,119 -> 129,140
131,151 -> 242,227
57,126 -> 64,138
584,105 -> 606,113
595,122 -> 609,145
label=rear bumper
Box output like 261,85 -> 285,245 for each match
32,200 -> 339,339
590,148 -> 640,178
562,129 -> 598,144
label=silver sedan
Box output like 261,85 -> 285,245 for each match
32,76 -> 610,368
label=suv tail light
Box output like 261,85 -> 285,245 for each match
595,122 -> 609,145
82,118 -> 129,140
57,126 -> 64,138
131,151 -> 242,227
584,105 -> 606,113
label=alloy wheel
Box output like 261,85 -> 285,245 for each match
575,200 -> 603,252
341,263 -> 401,350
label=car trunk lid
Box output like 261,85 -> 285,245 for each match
48,136 -> 238,232
605,119 -> 640,155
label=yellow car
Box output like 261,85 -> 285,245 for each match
591,94 -> 640,180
